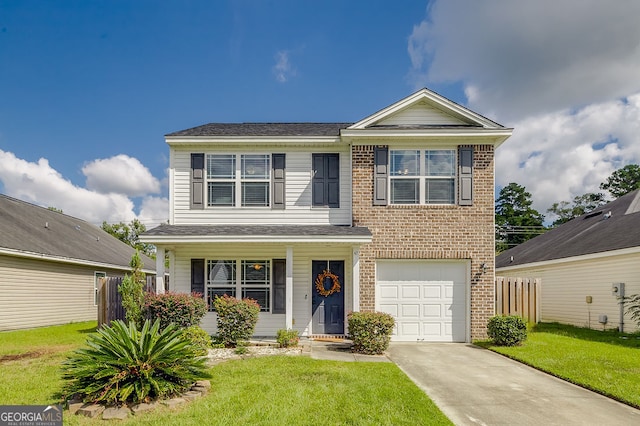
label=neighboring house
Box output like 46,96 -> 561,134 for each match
0,194 -> 156,331
141,88 -> 512,342
496,189 -> 640,333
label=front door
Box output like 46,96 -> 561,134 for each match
312,260 -> 344,335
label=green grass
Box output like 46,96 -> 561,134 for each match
0,321 -> 97,404
1,322 -> 452,425
479,322 -> 640,408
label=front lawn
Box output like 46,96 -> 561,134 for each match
0,322 -> 452,425
480,322 -> 640,408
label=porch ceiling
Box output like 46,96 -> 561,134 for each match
140,224 -> 372,244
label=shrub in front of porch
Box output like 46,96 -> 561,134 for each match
213,295 -> 260,348
347,311 -> 395,355
62,319 -> 210,405
143,292 -> 207,330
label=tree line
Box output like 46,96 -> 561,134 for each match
496,164 -> 640,252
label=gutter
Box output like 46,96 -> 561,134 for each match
0,247 -> 156,275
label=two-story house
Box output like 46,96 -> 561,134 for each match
141,88 -> 512,342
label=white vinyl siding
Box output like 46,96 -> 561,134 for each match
497,252 -> 640,333
172,147 -> 351,225
169,244 -> 352,337
376,102 -> 470,126
0,255 -> 117,331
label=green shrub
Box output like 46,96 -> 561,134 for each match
347,311 -> 395,355
118,275 -> 144,327
276,329 -> 300,348
62,319 -> 210,405
181,326 -> 212,356
143,292 -> 207,330
213,295 -> 260,348
624,294 -> 640,327
487,315 -> 528,346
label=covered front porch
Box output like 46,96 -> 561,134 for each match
141,224 -> 372,337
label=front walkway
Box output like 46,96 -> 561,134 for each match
387,343 -> 640,426
309,340 -> 390,362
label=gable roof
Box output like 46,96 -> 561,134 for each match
0,194 -> 156,272
496,189 -> 640,269
164,88 -> 512,146
341,88 -> 512,146
348,88 -> 504,130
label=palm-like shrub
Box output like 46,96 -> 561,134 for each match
62,319 -> 210,405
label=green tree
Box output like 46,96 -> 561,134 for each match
600,164 -> 640,198
546,192 -> 607,226
101,219 -> 155,258
118,251 -> 146,327
47,206 -> 63,213
495,183 -> 545,252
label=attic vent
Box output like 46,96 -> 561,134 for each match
584,211 -> 603,219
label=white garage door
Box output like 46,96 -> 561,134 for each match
376,260 -> 468,342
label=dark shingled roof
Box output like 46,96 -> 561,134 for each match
0,194 -> 156,271
166,123 -> 353,137
496,189 -> 640,268
143,224 -> 371,238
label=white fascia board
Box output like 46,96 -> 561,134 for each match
349,88 -> 504,130
0,247 -> 156,275
341,128 -> 513,147
140,235 -> 373,245
496,246 -> 640,273
166,136 -> 343,146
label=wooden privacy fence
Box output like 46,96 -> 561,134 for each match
98,275 -> 168,327
495,277 -> 541,323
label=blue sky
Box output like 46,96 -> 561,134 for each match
2,0 -> 640,227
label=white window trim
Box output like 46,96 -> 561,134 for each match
206,259 -> 273,313
205,153 -> 271,208
389,149 -> 457,205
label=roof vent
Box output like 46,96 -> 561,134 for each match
603,211 -> 612,219
44,222 -> 49,229
584,211 -> 603,219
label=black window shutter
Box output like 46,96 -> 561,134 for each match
191,259 -> 205,294
373,146 -> 389,206
272,154 -> 286,210
312,153 -> 340,207
458,146 -> 474,206
272,259 -> 286,314
191,153 -> 205,209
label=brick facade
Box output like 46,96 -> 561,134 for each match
352,144 -> 496,340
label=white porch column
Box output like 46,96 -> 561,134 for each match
352,246 -> 360,312
285,246 -> 294,329
155,247 -> 165,294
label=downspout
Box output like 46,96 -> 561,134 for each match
619,283 -> 625,333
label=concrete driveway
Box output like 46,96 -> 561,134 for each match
387,343 -> 640,426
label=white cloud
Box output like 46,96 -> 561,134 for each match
82,154 -> 161,196
496,94 -> 640,215
137,196 -> 169,229
408,1 -> 640,220
0,149 -> 168,226
408,0 -> 640,122
273,50 -> 296,83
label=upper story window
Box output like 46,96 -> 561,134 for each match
206,154 -> 270,207
390,149 -> 456,204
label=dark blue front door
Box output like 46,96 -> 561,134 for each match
312,260 -> 344,335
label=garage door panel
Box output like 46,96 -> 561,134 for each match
401,285 -> 420,298
379,285 -> 399,299
423,304 -> 441,317
423,286 -> 441,298
376,261 -> 467,342
401,304 -> 420,317
379,303 -> 398,316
